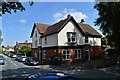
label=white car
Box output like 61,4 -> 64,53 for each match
19,56 -> 27,62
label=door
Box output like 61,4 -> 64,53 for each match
84,48 -> 90,60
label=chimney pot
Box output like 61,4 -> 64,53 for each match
25,40 -> 28,43
67,14 -> 71,18
81,19 -> 85,23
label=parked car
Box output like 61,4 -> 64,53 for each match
24,72 -> 81,80
16,55 -> 22,61
10,53 -> 17,58
4,52 -> 9,55
19,56 -> 27,62
25,57 -> 39,66
0,55 -> 5,65
7,53 -> 11,57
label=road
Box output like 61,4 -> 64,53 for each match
0,54 -> 51,80
0,54 -> 120,80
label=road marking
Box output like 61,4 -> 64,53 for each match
8,59 -> 18,67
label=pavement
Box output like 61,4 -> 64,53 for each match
0,54 -> 120,80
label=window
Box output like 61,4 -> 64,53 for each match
74,49 -> 81,59
35,31 -> 37,37
67,32 -> 76,43
85,36 -> 88,43
39,39 -> 41,45
42,50 -> 46,59
45,37 -> 47,45
62,49 -> 70,60
35,40 -> 37,47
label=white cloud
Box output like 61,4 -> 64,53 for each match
53,8 -> 88,23
20,19 -> 27,23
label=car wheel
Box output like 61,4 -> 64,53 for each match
2,63 -> 4,65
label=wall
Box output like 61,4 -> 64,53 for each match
58,20 -> 101,46
32,27 -> 41,48
31,48 -> 39,60
58,20 -> 84,46
42,33 -> 58,47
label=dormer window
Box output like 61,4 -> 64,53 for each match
67,32 -> 76,43
85,36 -> 88,43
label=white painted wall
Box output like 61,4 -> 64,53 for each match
58,20 -> 84,46
39,20 -> 101,47
32,27 -> 41,48
3,48 -> 14,51
89,37 -> 101,46
58,20 -> 101,46
42,33 -> 58,47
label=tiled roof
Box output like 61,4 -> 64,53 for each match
35,23 -> 50,33
43,18 -> 69,36
30,23 -> 50,37
4,46 -> 13,49
78,23 -> 101,36
31,15 -> 101,37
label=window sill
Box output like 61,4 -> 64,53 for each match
67,42 -> 77,44
62,59 -> 70,61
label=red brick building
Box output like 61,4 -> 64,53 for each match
14,40 -> 32,54
30,15 -> 102,64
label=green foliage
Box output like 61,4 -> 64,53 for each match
94,2 -> 120,52
101,37 -> 108,46
20,46 -> 31,56
1,1 -> 34,15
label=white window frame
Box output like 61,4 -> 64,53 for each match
67,32 -> 76,43
74,49 -> 81,59
42,50 -> 46,59
45,37 -> 47,45
62,49 -> 70,60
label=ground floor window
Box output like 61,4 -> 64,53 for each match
42,50 -> 46,59
62,49 -> 70,60
74,49 -> 81,59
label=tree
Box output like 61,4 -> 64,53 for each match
20,46 -> 31,56
101,37 -> 108,46
94,2 -> 120,52
1,0 -> 33,15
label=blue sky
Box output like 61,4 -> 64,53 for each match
2,2 -> 102,47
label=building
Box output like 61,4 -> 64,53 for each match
14,40 -> 32,54
30,15 -> 102,64
3,45 -> 14,52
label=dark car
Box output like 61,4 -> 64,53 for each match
0,55 -> 5,65
24,72 -> 81,80
25,57 -> 39,66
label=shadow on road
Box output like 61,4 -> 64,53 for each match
1,63 -> 120,80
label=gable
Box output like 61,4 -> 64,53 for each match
30,23 -> 50,38
42,15 -> 84,37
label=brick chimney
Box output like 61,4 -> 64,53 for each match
24,40 -> 28,43
81,19 -> 85,23
67,14 -> 71,18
